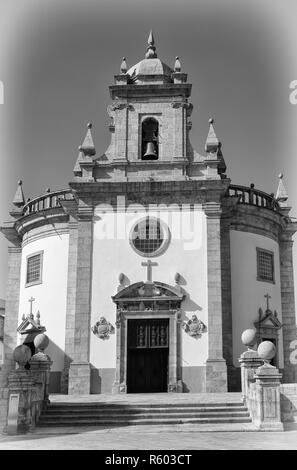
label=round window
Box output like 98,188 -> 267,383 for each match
130,217 -> 169,257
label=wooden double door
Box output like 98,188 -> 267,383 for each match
127,318 -> 169,393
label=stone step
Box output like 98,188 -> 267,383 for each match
37,416 -> 252,426
47,402 -> 244,409
37,395 -> 252,428
42,405 -> 247,414
39,411 -> 250,420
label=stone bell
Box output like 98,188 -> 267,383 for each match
143,141 -> 157,158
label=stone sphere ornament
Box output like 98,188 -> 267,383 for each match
34,333 -> 49,352
257,341 -> 276,364
13,344 -> 32,367
241,329 -> 257,348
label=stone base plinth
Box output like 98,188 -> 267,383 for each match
68,362 -> 91,395
253,364 -> 283,431
205,359 -> 228,393
168,380 -> 183,393
112,382 -> 127,394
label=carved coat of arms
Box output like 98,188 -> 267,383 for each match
91,317 -> 115,340
183,314 -> 206,338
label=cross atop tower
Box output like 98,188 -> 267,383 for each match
141,259 -> 158,283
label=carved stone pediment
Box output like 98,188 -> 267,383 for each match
254,308 -> 282,331
113,281 -> 184,301
112,281 -> 184,313
17,313 -> 45,336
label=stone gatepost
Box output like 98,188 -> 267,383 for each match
7,368 -> 35,434
249,341 -> 283,431
30,333 -> 52,406
6,344 -> 34,434
239,350 -> 263,404
239,329 -> 263,404
253,364 -> 283,431
6,334 -> 52,434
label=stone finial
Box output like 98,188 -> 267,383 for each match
80,122 -> 96,157
204,118 -> 220,153
34,333 -> 49,352
145,30 -> 157,59
174,56 -> 181,72
241,328 -> 257,350
73,147 -> 84,176
36,310 -> 41,326
257,340 -> 276,366
275,173 -> 288,205
12,180 -> 25,207
120,57 -> 127,74
13,344 -> 32,368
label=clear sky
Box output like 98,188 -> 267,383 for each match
0,0 -> 297,305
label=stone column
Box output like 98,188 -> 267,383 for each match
239,350 -> 263,404
252,364 -> 283,431
67,203 -> 94,394
0,245 -> 22,431
204,204 -> 228,392
279,233 -> 297,383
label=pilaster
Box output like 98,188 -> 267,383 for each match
204,203 -> 227,392
279,232 -> 297,382
63,202 -> 94,394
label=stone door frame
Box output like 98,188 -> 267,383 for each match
112,309 -> 183,394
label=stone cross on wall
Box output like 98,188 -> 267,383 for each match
264,293 -> 271,311
141,259 -> 158,283
28,296 -> 35,318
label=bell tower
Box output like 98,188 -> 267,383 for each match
71,31 -> 226,182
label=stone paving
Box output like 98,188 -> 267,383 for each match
0,423 -> 297,450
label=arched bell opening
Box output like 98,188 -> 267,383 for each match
141,117 -> 159,160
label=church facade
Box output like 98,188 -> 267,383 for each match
1,32 -> 297,395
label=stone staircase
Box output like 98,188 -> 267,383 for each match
37,393 -> 252,427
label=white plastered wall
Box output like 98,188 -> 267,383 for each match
230,230 -> 284,367
90,206 -> 208,370
18,233 -> 69,371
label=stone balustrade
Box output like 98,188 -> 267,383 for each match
227,184 -> 280,211
22,189 -> 74,217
